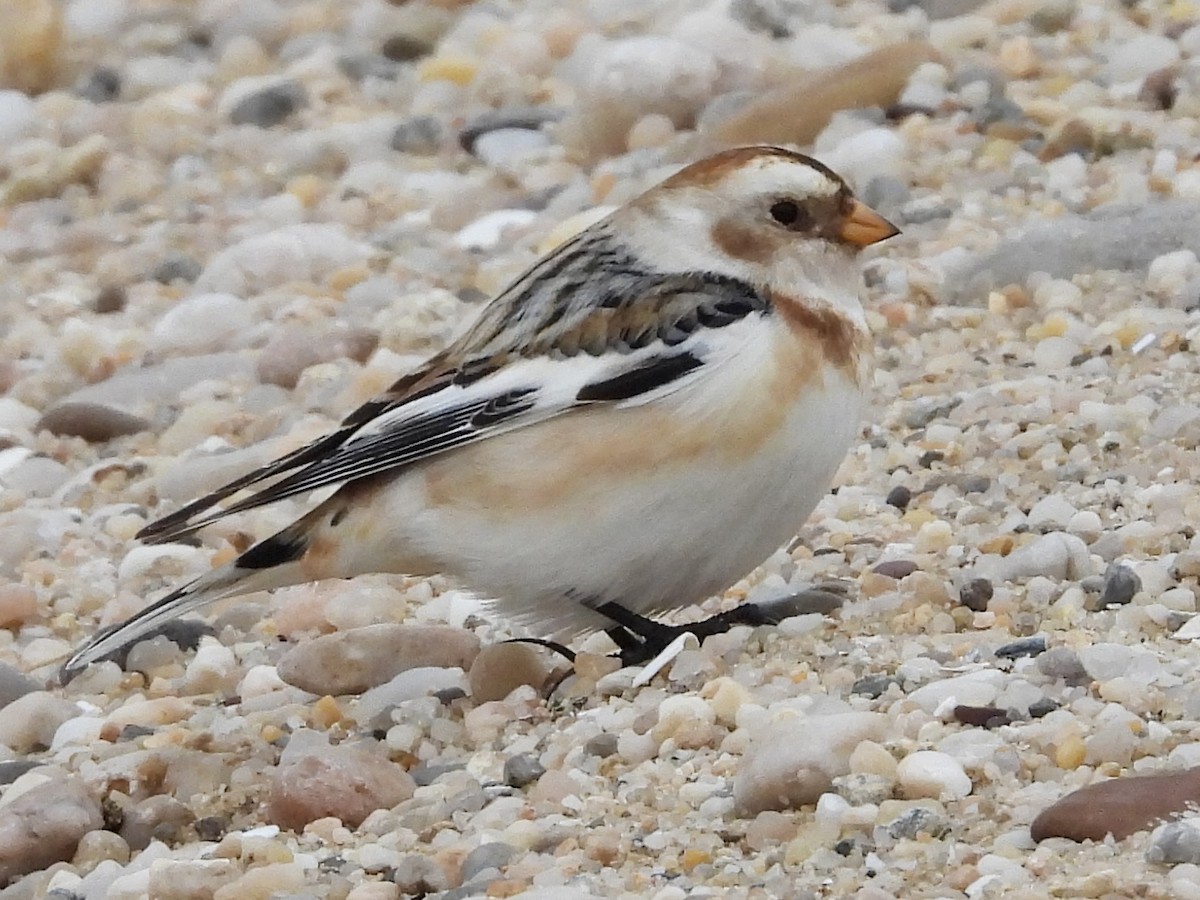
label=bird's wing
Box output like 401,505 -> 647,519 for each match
138,230 -> 771,545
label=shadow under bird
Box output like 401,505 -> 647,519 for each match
61,145 -> 899,682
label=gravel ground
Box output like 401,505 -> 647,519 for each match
4,0 -> 1200,898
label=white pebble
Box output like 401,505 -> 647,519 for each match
151,293 -> 253,355
454,209 -> 538,251
897,750 -> 972,800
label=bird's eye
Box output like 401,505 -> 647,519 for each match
770,199 -> 808,229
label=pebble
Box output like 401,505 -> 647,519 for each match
390,854 -> 452,894
390,116 -> 445,155
733,713 -> 887,814
459,107 -> 563,154
897,751 -> 972,800
0,90 -> 36,143
277,624 -> 481,695
1148,820 -> 1200,866
147,859 -> 239,900
994,635 -> 1047,660
119,795 -> 194,851
886,805 -> 951,840
1099,562 -> 1142,607
454,209 -> 538,252
267,733 -> 415,830
461,842 -> 517,881
908,670 -> 1006,713
503,753 -> 546,789
74,66 -> 122,103
467,642 -> 559,703
227,80 -> 307,127
1036,646 -> 1090,685
256,325 -> 378,389
944,202 -> 1200,302
0,691 -> 79,752
151,293 -> 254,355
0,584 -> 36,628
982,532 -> 1092,583
353,667 -> 470,726
72,829 -> 131,874
561,35 -> 720,159
36,402 -> 151,442
958,578 -> 994,612
1031,768 -> 1200,842
0,662 -> 36,709
0,778 -> 103,884
195,224 -> 372,296
1027,494 -> 1077,531
1102,34 -> 1180,83
703,41 -> 936,151
0,0 -> 62,94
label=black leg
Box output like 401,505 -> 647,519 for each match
593,601 -> 774,666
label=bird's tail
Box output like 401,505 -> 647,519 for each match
60,520 -> 313,683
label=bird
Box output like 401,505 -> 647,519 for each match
60,145 -> 898,682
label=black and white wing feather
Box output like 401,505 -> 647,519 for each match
137,226 -> 771,545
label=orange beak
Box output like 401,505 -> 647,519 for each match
838,200 -> 900,248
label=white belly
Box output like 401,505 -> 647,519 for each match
378,335 -> 866,637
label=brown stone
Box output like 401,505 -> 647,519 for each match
1030,767 -> 1200,842
276,624 -> 481,695
701,41 -> 939,152
467,642 -> 558,703
268,741 -> 415,830
0,778 -> 103,885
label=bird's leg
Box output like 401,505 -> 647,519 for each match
594,600 -> 798,666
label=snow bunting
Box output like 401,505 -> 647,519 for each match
61,145 -> 898,680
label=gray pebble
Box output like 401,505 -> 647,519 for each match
959,578 -> 994,612
1027,697 -> 1060,718
460,842 -> 517,882
1030,0 -> 1076,31
391,116 -> 444,155
900,197 -> 955,225
851,674 -> 897,699
995,635 -> 1048,660
337,53 -> 399,82
229,81 -> 307,128
93,284 -> 127,313
389,854 -> 450,893
728,0 -> 795,37
150,253 -> 202,285
75,67 -> 121,103
503,753 -> 545,789
583,733 -> 619,758
459,106 -> 564,154
1036,646 -> 1089,685
886,806 -> 951,840
860,175 -> 910,218
381,34 -> 433,62
1147,820 -> 1200,865
409,762 -> 464,787
905,398 -> 961,428
1099,562 -> 1142,607
752,586 -> 847,620
885,485 -> 912,510
873,559 -> 918,579
943,200 -> 1200,304
833,773 -> 894,806
0,760 -> 40,785
0,661 -> 39,708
